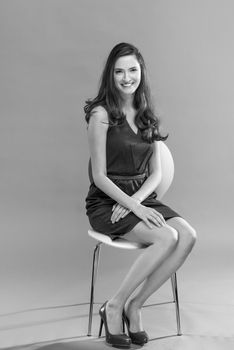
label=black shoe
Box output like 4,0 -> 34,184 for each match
123,309 -> 149,345
99,301 -> 131,348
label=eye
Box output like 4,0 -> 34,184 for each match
130,67 -> 137,72
114,69 -> 122,74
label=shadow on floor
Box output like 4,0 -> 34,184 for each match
37,340 -> 106,350
36,335 -> 177,350
37,339 -> 141,350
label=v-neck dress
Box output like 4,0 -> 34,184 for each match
85,117 -> 181,240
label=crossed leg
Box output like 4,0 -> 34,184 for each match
105,222 -> 179,334
105,217 -> 196,334
123,217 -> 197,332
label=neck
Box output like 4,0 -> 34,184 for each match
121,94 -> 134,111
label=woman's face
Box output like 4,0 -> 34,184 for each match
113,55 -> 141,97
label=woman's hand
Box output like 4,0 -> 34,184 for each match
111,203 -> 131,224
132,202 -> 166,229
111,200 -> 166,229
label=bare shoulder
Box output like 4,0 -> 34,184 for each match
89,105 -> 109,124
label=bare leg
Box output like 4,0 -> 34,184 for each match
105,223 -> 178,334
124,217 -> 197,332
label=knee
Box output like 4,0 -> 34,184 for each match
158,225 -> 179,250
180,225 -> 197,250
189,226 -> 197,248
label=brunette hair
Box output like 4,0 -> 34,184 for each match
84,42 -> 168,143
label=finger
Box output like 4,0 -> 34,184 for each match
149,215 -> 164,227
116,209 -> 129,221
121,210 -> 130,219
151,212 -> 166,225
155,216 -> 165,227
111,206 -> 125,222
143,218 -> 153,229
158,215 -> 166,226
112,203 -> 118,212
150,218 -> 161,227
111,204 -> 121,218
115,209 -> 129,221
114,208 -> 128,222
157,213 -> 166,224
152,210 -> 166,224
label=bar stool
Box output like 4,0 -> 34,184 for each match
87,141 -> 182,337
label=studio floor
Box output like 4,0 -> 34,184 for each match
7,300 -> 234,350
3,242 -> 234,350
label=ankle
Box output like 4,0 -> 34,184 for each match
126,299 -> 142,312
107,299 -> 124,311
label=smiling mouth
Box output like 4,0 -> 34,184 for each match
121,82 -> 134,87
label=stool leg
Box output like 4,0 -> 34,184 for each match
87,243 -> 101,336
171,272 -> 182,336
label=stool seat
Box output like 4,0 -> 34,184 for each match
88,229 -> 145,249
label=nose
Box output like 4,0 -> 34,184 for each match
123,71 -> 130,82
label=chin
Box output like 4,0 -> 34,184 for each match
119,87 -> 137,95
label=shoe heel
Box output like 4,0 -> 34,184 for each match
99,318 -> 104,337
122,318 -> 125,333
99,302 -> 131,348
123,309 -> 149,345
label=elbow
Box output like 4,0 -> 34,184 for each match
93,172 -> 107,189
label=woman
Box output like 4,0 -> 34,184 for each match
84,42 -> 196,348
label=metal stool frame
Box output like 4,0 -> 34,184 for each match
87,241 -> 182,337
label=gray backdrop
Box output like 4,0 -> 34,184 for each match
0,0 -> 234,348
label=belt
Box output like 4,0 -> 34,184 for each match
108,173 -> 146,180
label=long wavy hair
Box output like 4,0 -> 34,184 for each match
84,42 -> 168,143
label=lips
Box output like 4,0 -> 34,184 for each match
121,82 -> 134,87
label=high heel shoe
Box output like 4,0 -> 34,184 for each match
123,309 -> 149,345
99,301 -> 131,348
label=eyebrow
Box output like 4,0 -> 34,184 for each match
114,66 -> 138,70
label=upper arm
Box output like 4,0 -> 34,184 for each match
87,106 -> 109,181
148,141 -> 162,179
